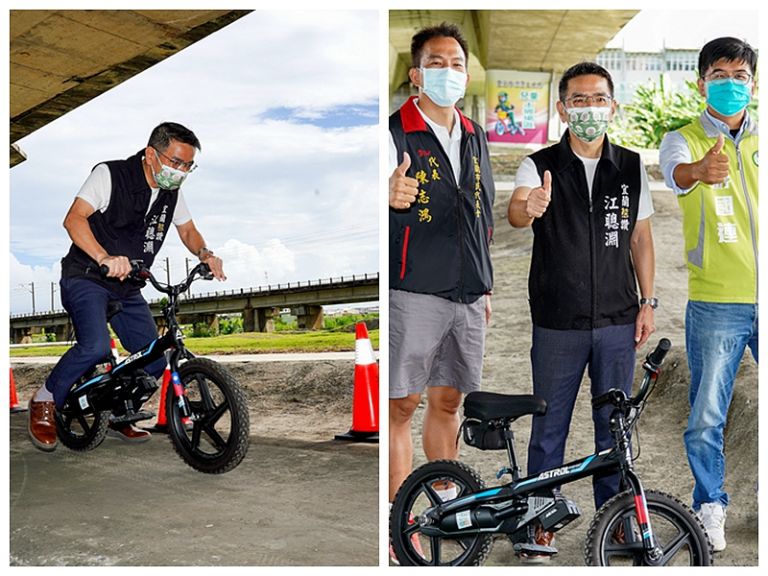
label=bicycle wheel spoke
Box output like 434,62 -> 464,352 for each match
76,414 -> 90,432
202,424 -> 228,450
204,401 -> 229,427
421,481 -> 442,506
660,530 -> 692,563
605,541 -> 643,555
190,421 -> 203,450
430,536 -> 441,566
197,376 -> 215,411
403,522 -> 421,538
456,537 -> 472,551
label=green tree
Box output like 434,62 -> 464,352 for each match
610,77 -> 705,149
610,76 -> 759,149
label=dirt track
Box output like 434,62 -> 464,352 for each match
406,178 -> 758,566
10,359 -> 379,566
10,359 -> 357,444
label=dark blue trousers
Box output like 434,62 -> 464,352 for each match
45,277 -> 166,408
527,323 -> 636,510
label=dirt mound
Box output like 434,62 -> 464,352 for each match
11,360 -> 357,443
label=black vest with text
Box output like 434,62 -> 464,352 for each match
389,96 -> 494,303
61,150 -> 178,293
528,131 -> 641,330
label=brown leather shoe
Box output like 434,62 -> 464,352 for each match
28,398 -> 58,452
519,525 -> 556,564
108,423 -> 151,443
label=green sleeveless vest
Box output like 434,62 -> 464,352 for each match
676,113 -> 758,303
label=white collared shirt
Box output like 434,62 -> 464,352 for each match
389,98 -> 463,184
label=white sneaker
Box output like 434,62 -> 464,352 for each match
697,502 -> 726,552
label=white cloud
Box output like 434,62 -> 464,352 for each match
9,254 -> 62,315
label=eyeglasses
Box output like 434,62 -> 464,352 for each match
704,71 -> 753,85
154,147 -> 197,172
564,95 -> 613,108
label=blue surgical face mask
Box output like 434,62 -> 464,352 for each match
705,79 -> 752,117
420,67 -> 467,107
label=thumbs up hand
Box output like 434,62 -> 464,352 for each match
526,170 -> 552,219
694,134 -> 730,185
389,152 -> 419,210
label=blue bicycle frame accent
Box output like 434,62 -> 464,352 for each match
70,330 -> 177,396
515,454 -> 597,489
436,450 -> 619,518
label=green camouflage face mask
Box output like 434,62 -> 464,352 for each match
566,106 -> 611,143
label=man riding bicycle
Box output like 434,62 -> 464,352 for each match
28,122 -> 225,452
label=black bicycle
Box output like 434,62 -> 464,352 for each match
54,261 -> 250,474
390,339 -> 712,566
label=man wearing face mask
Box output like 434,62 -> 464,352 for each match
507,62 -> 655,561
387,23 -> 494,560
28,122 -> 225,452
658,37 -> 758,553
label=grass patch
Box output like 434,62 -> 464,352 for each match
10,330 -> 380,357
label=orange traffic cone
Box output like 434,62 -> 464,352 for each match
335,322 -> 379,442
10,368 -> 26,413
104,338 -> 120,371
110,338 -> 120,363
146,368 -> 172,433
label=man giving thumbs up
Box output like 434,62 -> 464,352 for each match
506,61 -> 656,562
659,36 -> 758,553
387,24 -> 495,562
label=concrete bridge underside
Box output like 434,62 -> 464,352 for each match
9,275 -> 379,343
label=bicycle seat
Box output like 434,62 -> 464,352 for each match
464,392 -> 547,421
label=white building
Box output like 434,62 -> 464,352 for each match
597,48 -> 699,104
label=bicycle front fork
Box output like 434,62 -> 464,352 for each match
170,370 -> 192,424
623,469 -> 663,564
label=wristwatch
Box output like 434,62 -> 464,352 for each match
640,297 -> 659,309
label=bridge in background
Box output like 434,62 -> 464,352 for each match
9,273 -> 379,343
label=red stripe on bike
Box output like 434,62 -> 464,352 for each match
635,495 -> 649,524
400,226 -> 411,280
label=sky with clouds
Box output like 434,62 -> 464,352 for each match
606,9 -> 758,51
9,10 -> 379,314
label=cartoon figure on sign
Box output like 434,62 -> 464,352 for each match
494,91 -> 526,136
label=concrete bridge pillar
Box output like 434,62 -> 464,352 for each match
296,305 -> 324,330
205,314 -> 219,336
257,307 -> 276,333
10,327 -> 29,344
242,306 -> 275,333
52,324 -> 69,342
243,307 -> 256,332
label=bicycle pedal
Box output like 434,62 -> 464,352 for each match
513,542 -> 558,557
110,410 -> 155,424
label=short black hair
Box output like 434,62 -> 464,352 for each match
148,122 -> 201,152
558,62 -> 615,102
698,37 -> 757,77
410,22 -> 469,69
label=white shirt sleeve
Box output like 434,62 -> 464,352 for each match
389,132 -> 400,175
514,157 -> 542,189
637,158 -> 654,220
659,131 -> 694,196
76,163 -> 112,212
172,189 -> 192,226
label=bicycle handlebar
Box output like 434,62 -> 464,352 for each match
646,337 -> 671,371
591,338 -> 672,411
99,259 -> 213,295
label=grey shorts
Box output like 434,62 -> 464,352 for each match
389,289 -> 487,399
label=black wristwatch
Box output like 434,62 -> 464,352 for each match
640,297 -> 659,309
